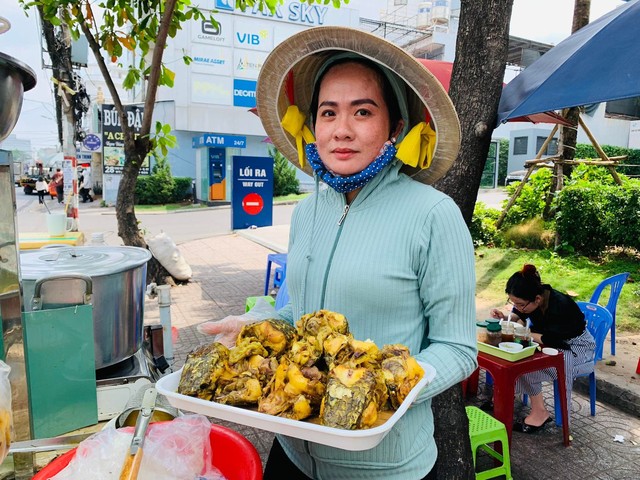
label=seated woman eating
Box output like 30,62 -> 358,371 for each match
490,264 -> 596,433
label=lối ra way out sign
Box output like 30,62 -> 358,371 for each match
231,156 -> 273,230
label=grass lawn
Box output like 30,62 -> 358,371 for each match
135,202 -> 209,213
475,247 -> 640,333
274,193 -> 310,203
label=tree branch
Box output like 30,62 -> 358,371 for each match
140,0 -> 179,138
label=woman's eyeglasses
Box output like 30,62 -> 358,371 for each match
507,298 -> 530,311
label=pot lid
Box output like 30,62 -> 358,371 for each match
20,246 -> 152,279
0,52 -> 37,92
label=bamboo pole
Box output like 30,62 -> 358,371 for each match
496,125 -> 560,230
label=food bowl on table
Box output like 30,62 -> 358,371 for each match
542,347 -> 559,356
498,342 -> 524,352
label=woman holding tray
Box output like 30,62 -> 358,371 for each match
490,264 -> 595,433
204,26 -> 477,479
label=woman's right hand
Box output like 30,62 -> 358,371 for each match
489,308 -> 506,320
196,316 -> 246,347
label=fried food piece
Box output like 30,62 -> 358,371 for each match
322,334 -> 381,370
0,409 -> 11,461
292,310 -> 350,367
228,340 -> 268,365
215,374 -> 263,405
296,310 -> 349,339
320,364 -> 388,430
322,333 -> 354,369
381,344 -> 425,409
237,319 -> 297,358
259,357 -> 326,420
177,342 -> 229,400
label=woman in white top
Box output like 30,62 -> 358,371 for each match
35,176 -> 48,204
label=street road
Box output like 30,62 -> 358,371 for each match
14,187 -> 297,246
14,187 -> 507,246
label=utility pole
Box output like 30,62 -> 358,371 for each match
38,6 -> 89,231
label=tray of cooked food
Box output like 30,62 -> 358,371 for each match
156,310 -> 436,451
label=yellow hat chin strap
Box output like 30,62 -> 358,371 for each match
281,105 -> 316,168
395,122 -> 436,170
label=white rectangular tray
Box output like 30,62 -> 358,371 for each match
156,361 -> 436,451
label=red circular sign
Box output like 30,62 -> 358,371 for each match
242,192 -> 264,215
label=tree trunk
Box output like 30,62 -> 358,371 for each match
116,141 -> 173,284
436,0 -> 515,223
431,1 -> 515,478
431,384 -> 473,478
559,1 -> 590,179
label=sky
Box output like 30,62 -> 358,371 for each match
0,0 -> 627,149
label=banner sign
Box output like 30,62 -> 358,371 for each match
231,155 -> 273,230
101,104 -> 150,175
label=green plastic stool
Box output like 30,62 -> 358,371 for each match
245,295 -> 275,312
466,406 -> 513,480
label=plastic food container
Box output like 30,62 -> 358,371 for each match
486,322 -> 502,347
498,342 -> 523,352
156,362 -> 437,451
476,321 -> 489,343
477,341 -> 539,362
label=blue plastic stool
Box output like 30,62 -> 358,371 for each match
264,253 -> 287,295
273,266 -> 285,289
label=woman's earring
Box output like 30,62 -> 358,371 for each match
390,136 -> 397,144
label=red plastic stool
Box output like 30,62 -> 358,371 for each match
636,357 -> 640,375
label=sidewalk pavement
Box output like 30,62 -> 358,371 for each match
143,229 -> 640,478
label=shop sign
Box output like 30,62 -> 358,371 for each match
233,79 -> 257,108
101,104 -> 150,175
192,134 -> 247,148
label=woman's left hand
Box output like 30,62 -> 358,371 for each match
530,332 -> 543,344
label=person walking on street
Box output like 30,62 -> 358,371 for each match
79,168 -> 94,203
51,168 -> 64,204
35,176 -> 48,204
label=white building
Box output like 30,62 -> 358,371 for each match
94,0 -> 638,201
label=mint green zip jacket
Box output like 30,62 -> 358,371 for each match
277,160 -> 477,479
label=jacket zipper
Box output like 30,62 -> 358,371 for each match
337,204 -> 350,226
319,202 -> 351,309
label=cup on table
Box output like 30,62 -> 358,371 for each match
514,325 -> 531,347
501,321 -> 515,342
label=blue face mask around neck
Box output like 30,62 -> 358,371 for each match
304,141 -> 397,194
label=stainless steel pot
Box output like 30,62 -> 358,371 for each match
20,246 -> 152,369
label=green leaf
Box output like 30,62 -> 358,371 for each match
161,66 -> 176,88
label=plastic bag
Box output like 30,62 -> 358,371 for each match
51,414 -> 225,480
0,361 -> 12,463
197,296 -> 278,346
147,232 -> 192,281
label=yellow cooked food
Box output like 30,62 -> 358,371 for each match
180,312 -> 425,430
